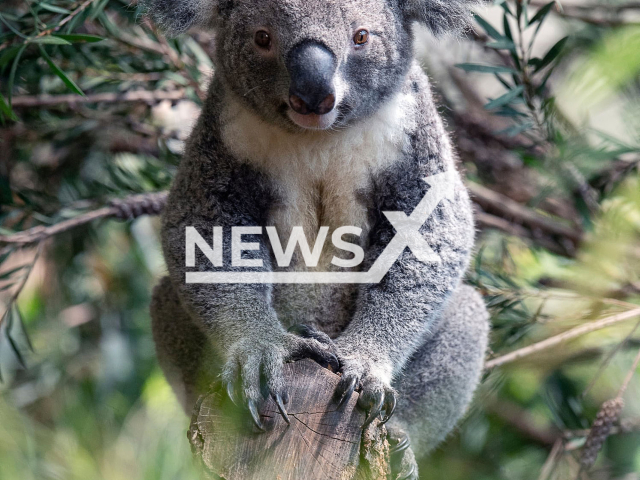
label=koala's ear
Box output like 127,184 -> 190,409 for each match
140,0 -> 222,36
401,0 -> 484,36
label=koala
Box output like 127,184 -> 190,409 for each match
145,0 -> 490,478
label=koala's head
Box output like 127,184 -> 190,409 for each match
144,0 -> 479,131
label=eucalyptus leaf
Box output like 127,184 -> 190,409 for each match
38,46 -> 86,96
39,3 -> 72,14
529,2 -> 556,26
474,14 -> 504,40
54,34 -> 104,43
455,63 -> 517,74
486,39 -> 517,51
31,36 -> 73,45
534,36 -> 568,73
484,86 -> 525,110
0,93 -> 17,122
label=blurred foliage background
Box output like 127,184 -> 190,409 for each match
0,0 -> 640,479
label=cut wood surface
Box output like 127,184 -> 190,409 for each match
188,359 -> 391,480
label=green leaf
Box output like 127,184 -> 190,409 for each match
500,1 -> 514,17
54,33 -> 104,43
30,35 -> 72,45
484,85 -> 525,110
0,93 -> 17,122
7,44 -> 26,104
534,36 -> 568,73
486,39 -> 516,51
529,1 -> 556,26
39,3 -> 72,14
503,13 -> 513,41
89,0 -> 110,21
0,45 -> 22,68
474,14 -> 504,40
455,63 -> 517,74
38,46 -> 85,96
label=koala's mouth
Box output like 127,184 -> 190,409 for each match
286,107 -> 339,131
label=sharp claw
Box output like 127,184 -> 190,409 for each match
381,393 -> 397,424
226,382 -> 238,406
363,394 -> 385,428
282,390 -> 290,404
389,435 -> 410,456
274,393 -> 291,425
335,376 -> 357,406
247,399 -> 265,431
398,463 -> 416,480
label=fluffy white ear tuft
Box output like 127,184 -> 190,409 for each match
402,0 -> 486,36
140,0 -> 220,36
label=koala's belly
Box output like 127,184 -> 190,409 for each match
273,283 -> 357,337
267,177 -> 371,336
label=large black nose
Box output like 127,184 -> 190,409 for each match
287,41 -> 336,116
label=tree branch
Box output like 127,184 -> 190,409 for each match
0,192 -> 167,247
485,307 -> 640,370
10,89 -> 186,108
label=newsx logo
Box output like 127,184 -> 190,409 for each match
186,171 -> 455,284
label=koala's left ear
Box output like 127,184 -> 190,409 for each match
401,0 -> 485,35
140,0 -> 223,37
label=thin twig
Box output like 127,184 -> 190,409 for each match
617,345 -> 640,398
485,307 -> 640,370
537,438 -> 564,480
581,317 -> 640,398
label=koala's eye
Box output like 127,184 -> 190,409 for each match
254,30 -> 271,50
353,29 -> 369,46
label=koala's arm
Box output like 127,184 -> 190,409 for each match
161,104 -> 338,425
334,70 -> 475,419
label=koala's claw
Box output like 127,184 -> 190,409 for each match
381,393 -> 396,424
247,398 -> 265,431
389,435 -> 410,455
363,393 -> 385,427
226,381 -> 239,406
273,392 -> 291,425
359,384 -> 397,427
334,375 -> 358,406
333,355 -> 397,426
222,329 -> 340,430
397,464 -> 417,480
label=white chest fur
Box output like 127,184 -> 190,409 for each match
220,92 -> 416,264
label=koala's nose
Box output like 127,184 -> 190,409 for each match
287,41 -> 337,116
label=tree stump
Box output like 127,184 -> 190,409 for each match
188,359 -> 391,480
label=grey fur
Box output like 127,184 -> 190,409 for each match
147,0 -> 490,470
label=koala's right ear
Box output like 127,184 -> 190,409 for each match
140,0 -> 223,36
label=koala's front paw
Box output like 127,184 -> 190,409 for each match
334,356 -> 397,427
221,327 -> 340,431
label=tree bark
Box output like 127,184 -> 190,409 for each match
188,359 -> 391,480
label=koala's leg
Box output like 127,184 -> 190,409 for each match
150,276 -> 220,414
389,284 -> 490,462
